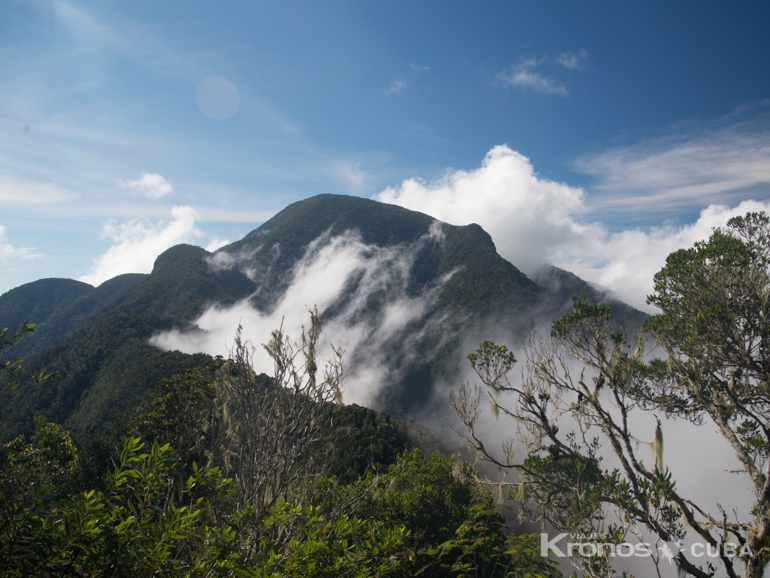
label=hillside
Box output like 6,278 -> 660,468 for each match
0,194 -> 644,441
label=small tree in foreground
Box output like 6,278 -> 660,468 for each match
451,212 -> 770,578
209,306 -> 345,514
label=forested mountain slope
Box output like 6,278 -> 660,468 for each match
0,194 -> 644,440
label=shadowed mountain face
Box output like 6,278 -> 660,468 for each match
0,274 -> 147,360
0,194 -> 643,440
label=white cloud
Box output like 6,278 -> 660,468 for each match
506,68 -> 568,96
378,145 -> 588,274
385,79 -> 406,96
409,62 -> 430,71
554,48 -> 588,70
0,224 -> 39,263
497,50 -> 587,96
556,200 -> 770,312
205,237 -> 230,252
496,58 -> 569,97
573,114 -> 770,211
120,172 -> 174,199
79,206 -> 220,286
151,229 -> 447,407
377,145 -> 770,312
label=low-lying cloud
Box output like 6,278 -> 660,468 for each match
377,144 -> 770,312
151,228 -> 448,407
79,206 -> 227,286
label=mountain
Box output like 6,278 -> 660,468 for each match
0,194 -> 644,441
0,274 -> 147,360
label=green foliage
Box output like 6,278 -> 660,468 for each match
129,360 -> 224,476
644,212 -> 770,422
238,498 -> 408,578
346,449 -> 558,578
0,320 -> 36,394
2,429 -> 554,578
0,432 -> 231,577
128,359 -> 413,491
0,311 -> 213,441
468,341 -> 517,391
360,449 -> 474,549
324,403 -> 412,484
433,522 -> 560,578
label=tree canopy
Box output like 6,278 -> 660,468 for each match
451,212 -> 770,578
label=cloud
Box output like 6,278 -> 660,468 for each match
497,49 -> 587,96
409,62 -> 430,71
52,0 -> 198,78
501,68 -> 568,96
332,160 -> 366,191
376,144 -> 770,313
378,145 -> 588,274
573,111 -> 770,212
205,237 -> 230,252
79,206 -> 218,286
0,224 -> 39,264
385,79 -> 406,96
0,174 -> 75,205
557,200 -> 770,312
554,48 -> 588,70
151,229 -> 448,407
120,172 -> 174,199
496,58 -> 568,97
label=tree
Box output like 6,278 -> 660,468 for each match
0,320 -> 51,395
208,307 -> 345,514
306,447 -> 560,578
451,212 -> 770,578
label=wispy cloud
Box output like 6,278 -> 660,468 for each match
385,79 -> 406,96
0,225 -> 39,264
120,172 -> 174,199
52,0 -> 199,79
497,64 -> 568,96
573,109 -> 770,212
0,174 -> 75,205
554,48 -> 588,70
496,49 -> 587,97
409,62 -> 430,71
331,160 -> 366,191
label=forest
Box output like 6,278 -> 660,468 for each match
2,211 -> 770,578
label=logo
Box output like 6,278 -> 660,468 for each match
657,541 -> 682,564
540,533 -> 752,561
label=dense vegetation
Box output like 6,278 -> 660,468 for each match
0,311 -> 559,578
0,194 -> 662,576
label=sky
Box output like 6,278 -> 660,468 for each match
2,0 -> 770,311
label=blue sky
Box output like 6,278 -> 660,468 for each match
2,0 -> 770,308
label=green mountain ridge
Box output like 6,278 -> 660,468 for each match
0,194 -> 644,441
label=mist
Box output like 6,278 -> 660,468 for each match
437,330 -> 755,578
150,225 -> 451,407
